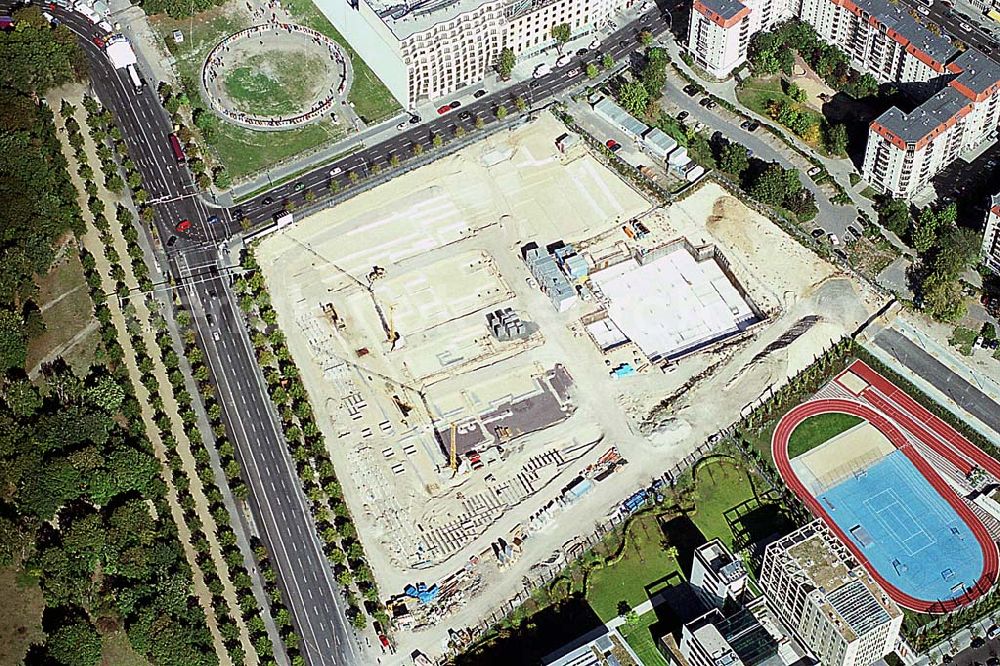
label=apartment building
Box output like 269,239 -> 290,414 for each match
759,521 -> 903,666
690,539 -> 750,609
982,192 -> 1000,274
685,0 -> 955,83
315,0 -> 618,108
862,48 -> 1000,199
659,540 -> 813,666
687,0 -> 791,78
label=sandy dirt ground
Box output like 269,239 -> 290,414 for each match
792,422 -> 895,494
255,114 -> 888,661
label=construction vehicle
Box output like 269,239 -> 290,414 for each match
449,422 -> 458,473
386,305 -> 400,350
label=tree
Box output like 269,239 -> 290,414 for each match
718,143 -> 749,176
47,618 -> 102,666
411,141 -> 424,156
431,133 -> 444,148
193,108 -> 218,137
514,95 -> 527,112
749,163 -> 796,207
551,23 -> 572,53
921,272 -> 966,322
824,123 -> 849,155
639,30 -> 653,46
785,81 -> 807,102
388,153 -> 400,167
618,80 -> 649,117
497,47 -> 516,79
0,309 -> 27,371
911,206 -> 940,254
601,53 -> 614,70
496,104 -> 509,120
454,124 -> 466,138
586,63 -> 599,79
876,196 -> 910,237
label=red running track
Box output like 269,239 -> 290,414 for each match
849,360 -> 995,478
772,397 -> 999,613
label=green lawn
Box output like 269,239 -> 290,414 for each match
787,413 -> 863,458
585,512 -> 681,622
101,630 -> 153,666
948,326 -> 977,357
689,457 -> 793,553
152,6 -> 347,180
224,51 -> 327,117
281,0 -> 400,123
621,611 -> 670,666
736,77 -> 827,151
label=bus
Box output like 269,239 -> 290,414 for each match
125,64 -> 144,92
168,133 -> 186,163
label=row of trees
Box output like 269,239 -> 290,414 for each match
235,252 -> 390,633
749,20 -> 880,99
0,104 -> 217,665
83,90 -> 324,663
156,82 -> 227,189
64,97 -> 233,665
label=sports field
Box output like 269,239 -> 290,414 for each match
772,360 -> 999,613
819,449 -> 984,603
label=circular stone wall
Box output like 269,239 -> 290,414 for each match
202,23 -> 352,130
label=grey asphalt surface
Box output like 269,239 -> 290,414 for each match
35,3 -> 675,665
895,0 -> 998,56
228,8 -> 673,236
655,76 -> 857,239
873,328 -> 1000,435
47,7 -> 361,665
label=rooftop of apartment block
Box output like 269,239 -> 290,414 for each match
873,85 -> 968,144
369,0 -> 500,40
852,0 -> 957,65
951,48 -> 1000,97
695,0 -> 749,21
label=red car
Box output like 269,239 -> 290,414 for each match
92,35 -> 105,48
606,139 -> 622,152
436,104 -> 452,115
175,219 -> 192,232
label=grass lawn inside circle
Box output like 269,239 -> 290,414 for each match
787,412 -> 863,459
223,51 -> 327,117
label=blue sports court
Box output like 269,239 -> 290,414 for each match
818,449 -> 984,603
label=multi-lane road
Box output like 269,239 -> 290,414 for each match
223,12 -> 671,237
895,0 -> 997,56
39,3 -> 670,665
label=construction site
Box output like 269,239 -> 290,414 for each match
254,112 -> 887,657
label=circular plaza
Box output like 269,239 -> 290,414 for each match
202,22 -> 352,130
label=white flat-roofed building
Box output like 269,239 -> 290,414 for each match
759,521 -> 903,666
588,242 -> 759,365
316,0 -> 622,108
982,192 -> 1000,275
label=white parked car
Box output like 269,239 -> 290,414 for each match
396,121 -> 407,131
828,233 -> 840,246
556,54 -> 572,67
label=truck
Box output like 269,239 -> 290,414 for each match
125,63 -> 144,91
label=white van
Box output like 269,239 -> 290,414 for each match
533,63 -> 551,78
125,63 -> 144,92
